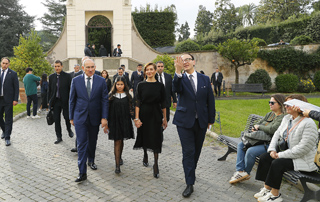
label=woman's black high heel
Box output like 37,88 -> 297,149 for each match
115,165 -> 121,174
153,164 -> 159,178
143,156 -> 149,167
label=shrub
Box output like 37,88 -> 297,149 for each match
251,37 -> 267,46
152,54 -> 174,76
245,69 -> 272,90
275,74 -> 299,93
201,44 -> 217,51
175,39 -> 201,52
297,79 -> 316,93
313,71 -> 320,91
290,35 -> 314,45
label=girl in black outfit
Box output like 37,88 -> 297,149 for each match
108,76 -> 134,174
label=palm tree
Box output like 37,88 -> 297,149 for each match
238,3 -> 257,27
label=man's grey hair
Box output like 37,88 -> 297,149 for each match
74,64 -> 80,67
83,59 -> 95,67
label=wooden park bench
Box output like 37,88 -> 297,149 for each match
217,114 -> 320,202
231,83 -> 267,96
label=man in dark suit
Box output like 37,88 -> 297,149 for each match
130,64 -> 144,97
84,44 -> 92,57
70,64 -> 82,78
113,67 -> 131,88
156,61 -> 177,122
0,58 -> 19,146
211,67 -> 223,97
48,60 -> 74,144
173,53 -> 215,197
69,58 -> 108,182
113,44 -> 122,57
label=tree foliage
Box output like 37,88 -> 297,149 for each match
177,22 -> 190,42
212,0 -> 241,34
0,0 -> 34,58
10,30 -> 53,81
175,39 -> 201,53
217,38 -> 259,83
238,3 -> 257,26
194,5 -> 213,36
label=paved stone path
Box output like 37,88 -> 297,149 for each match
0,113 -> 308,201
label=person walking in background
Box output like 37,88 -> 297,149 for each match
48,60 -> 74,144
113,67 -> 130,88
173,53 -> 215,197
113,44 -> 122,57
0,57 -> 19,146
99,45 -> 107,57
84,44 -> 92,57
38,73 -> 49,114
211,67 -> 223,97
108,76 -> 134,174
130,64 -> 144,100
101,70 -> 112,92
91,44 -> 96,57
69,58 -> 109,182
133,63 -> 167,179
23,67 -> 41,119
156,61 -> 177,122
70,64 -> 82,78
229,94 -> 286,184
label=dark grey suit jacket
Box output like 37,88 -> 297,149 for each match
2,68 -> 19,104
159,72 -> 177,108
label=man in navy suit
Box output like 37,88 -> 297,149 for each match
172,53 -> 215,197
130,64 -> 144,98
69,58 -> 108,182
156,61 -> 177,122
0,58 -> 19,146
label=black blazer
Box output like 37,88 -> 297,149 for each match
130,71 -> 144,94
211,72 -> 223,84
113,73 -> 131,89
2,68 -> 19,104
158,73 -> 177,108
113,48 -> 122,57
48,71 -> 72,108
73,70 -> 84,78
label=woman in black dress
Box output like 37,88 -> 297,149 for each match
101,70 -> 112,92
133,62 -> 167,178
108,76 -> 134,174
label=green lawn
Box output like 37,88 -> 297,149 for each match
171,97 -> 320,138
13,104 -> 27,117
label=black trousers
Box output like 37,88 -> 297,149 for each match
214,82 -> 222,96
53,99 -> 71,139
255,152 -> 294,189
0,97 -> 13,140
166,107 -> 170,122
27,94 -> 38,116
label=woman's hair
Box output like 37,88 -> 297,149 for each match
101,70 -> 109,79
285,94 -> 308,102
271,93 -> 286,114
40,73 -> 47,87
109,76 -> 132,103
143,62 -> 157,79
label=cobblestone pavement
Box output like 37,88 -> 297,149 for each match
0,113 -> 308,202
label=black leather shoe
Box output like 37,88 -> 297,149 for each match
182,185 -> 194,198
5,140 -> 11,146
1,133 -> 4,139
71,148 -> 77,152
68,130 -> 74,138
88,162 -> 97,170
120,158 -> 123,165
115,165 -> 121,174
153,164 -> 159,178
75,173 -> 87,182
54,138 -> 62,144
143,156 -> 149,167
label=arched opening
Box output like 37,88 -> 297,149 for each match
86,15 -> 112,57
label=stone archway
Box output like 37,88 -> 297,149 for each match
86,15 -> 112,56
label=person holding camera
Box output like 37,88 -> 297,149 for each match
229,94 -> 286,184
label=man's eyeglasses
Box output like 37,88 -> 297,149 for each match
269,101 -> 277,105
183,58 -> 193,63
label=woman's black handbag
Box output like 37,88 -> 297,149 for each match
276,137 -> 288,152
46,109 -> 54,125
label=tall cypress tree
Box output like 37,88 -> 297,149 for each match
0,0 -> 34,58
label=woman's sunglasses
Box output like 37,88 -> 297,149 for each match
269,101 -> 277,105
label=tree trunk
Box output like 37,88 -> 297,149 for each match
235,66 -> 239,84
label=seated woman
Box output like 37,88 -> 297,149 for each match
229,94 -> 286,184
254,94 -> 318,202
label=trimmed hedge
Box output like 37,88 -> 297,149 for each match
251,37 -> 267,46
132,12 -> 176,47
175,39 -> 201,52
275,74 -> 299,93
290,35 -> 314,45
201,44 -> 217,50
245,69 -> 272,90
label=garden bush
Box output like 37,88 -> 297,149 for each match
275,74 -> 299,93
250,37 -> 267,46
297,79 -> 316,93
201,44 -> 217,51
313,71 -> 320,91
175,39 -> 201,52
245,69 -> 272,90
290,35 -> 314,45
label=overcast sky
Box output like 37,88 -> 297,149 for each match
20,0 -> 257,37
